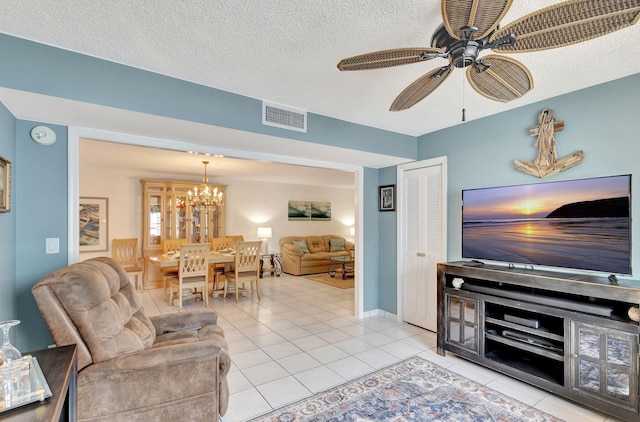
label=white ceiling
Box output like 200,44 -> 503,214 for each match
80,137 -> 358,188
1,0 -> 639,137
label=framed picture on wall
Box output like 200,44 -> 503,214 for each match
0,155 -> 10,213
379,184 -> 395,212
79,197 -> 109,251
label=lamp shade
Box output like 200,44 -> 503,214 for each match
257,227 -> 272,239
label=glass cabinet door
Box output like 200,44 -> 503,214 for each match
571,321 -> 639,410
190,204 -> 202,243
147,192 -> 163,246
174,194 -> 188,239
446,293 -> 479,354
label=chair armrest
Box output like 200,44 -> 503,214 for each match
281,243 -> 303,257
345,241 -> 355,251
149,308 -> 218,333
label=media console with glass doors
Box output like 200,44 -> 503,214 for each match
437,262 -> 640,421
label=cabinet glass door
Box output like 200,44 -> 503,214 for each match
571,321 -> 639,410
175,194 -> 188,239
446,293 -> 479,353
191,204 -> 202,243
148,193 -> 163,246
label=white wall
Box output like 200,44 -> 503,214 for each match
79,167 -> 355,260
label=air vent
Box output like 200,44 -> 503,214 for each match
262,102 -> 307,132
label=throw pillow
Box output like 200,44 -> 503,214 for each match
329,238 -> 345,252
292,240 -> 310,254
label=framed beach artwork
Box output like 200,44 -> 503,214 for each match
288,200 -> 311,220
0,156 -> 10,212
379,185 -> 395,212
79,197 -> 109,251
311,201 -> 331,221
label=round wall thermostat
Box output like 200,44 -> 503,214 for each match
30,126 -> 57,145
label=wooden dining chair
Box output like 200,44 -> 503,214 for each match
223,241 -> 262,303
112,238 -> 144,290
167,243 -> 210,311
209,237 -> 235,295
161,238 -> 188,302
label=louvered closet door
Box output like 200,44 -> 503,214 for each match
402,164 -> 443,331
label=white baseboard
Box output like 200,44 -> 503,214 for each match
361,309 -> 398,320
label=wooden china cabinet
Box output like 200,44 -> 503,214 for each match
141,179 -> 226,287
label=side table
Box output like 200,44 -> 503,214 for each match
1,344 -> 77,422
260,252 -> 282,278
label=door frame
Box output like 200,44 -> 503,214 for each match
395,156 -> 447,323
67,125 -> 366,319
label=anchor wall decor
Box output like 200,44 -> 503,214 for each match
514,109 -> 584,178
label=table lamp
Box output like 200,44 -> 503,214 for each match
257,227 -> 272,254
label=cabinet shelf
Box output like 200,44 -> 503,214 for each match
485,316 -> 565,343
485,333 -> 564,361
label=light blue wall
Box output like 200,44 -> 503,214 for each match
417,73 -> 640,275
378,166 -> 397,313
0,33 -> 418,350
0,102 -> 16,322
15,121 -> 68,351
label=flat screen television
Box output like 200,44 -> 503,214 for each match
462,175 -> 631,275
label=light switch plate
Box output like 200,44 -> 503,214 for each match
46,237 -> 59,254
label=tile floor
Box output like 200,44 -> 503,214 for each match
141,273 -> 622,422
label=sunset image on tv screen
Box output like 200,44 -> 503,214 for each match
462,175 -> 631,275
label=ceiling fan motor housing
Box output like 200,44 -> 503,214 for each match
431,23 -> 493,68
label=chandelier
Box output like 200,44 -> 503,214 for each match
188,161 -> 224,208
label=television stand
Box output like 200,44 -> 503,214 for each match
437,262 -> 640,422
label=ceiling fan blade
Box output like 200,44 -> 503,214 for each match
337,48 -> 444,71
442,0 -> 514,40
466,55 -> 533,102
390,66 -> 453,111
491,0 -> 640,53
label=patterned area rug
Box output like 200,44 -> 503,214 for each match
305,274 -> 354,289
250,356 -> 563,421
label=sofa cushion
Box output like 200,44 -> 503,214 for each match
306,236 -> 326,253
330,238 -> 345,252
293,240 -> 310,254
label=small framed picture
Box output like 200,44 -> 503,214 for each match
79,197 -> 109,251
0,155 -> 10,213
379,184 -> 395,212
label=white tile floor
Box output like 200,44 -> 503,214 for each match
141,274 -> 622,422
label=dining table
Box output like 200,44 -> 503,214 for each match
149,251 -> 237,299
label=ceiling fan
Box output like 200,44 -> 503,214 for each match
337,0 -> 640,112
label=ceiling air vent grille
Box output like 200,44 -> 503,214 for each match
262,102 -> 307,132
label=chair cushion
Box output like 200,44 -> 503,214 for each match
224,270 -> 257,279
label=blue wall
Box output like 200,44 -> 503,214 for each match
0,102 -> 16,323
14,121 -> 68,351
377,166 -> 397,313
418,73 -> 640,276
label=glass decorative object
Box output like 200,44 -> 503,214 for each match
0,321 -> 21,363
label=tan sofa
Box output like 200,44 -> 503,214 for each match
32,257 -> 230,421
280,235 -> 354,275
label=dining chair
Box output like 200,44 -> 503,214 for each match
162,238 -> 188,301
209,237 -> 235,295
168,243 -> 210,311
223,241 -> 262,303
227,235 -> 244,242
112,238 -> 144,290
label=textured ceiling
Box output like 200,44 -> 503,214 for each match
1,0 -> 639,138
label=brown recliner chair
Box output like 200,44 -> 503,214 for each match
32,257 -> 230,421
